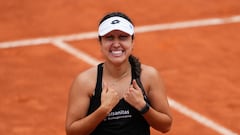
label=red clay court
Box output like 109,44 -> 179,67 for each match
0,1 -> 240,135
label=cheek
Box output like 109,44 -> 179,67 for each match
100,44 -> 109,54
127,43 -> 134,52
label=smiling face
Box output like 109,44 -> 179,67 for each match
100,30 -> 134,65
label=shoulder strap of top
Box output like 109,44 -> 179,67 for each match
135,78 -> 150,104
94,63 -> 104,97
131,64 -> 150,104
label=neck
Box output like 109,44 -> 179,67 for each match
104,61 -> 131,79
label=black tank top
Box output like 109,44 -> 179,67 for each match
87,63 -> 150,135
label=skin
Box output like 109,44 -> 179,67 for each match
65,30 -> 172,135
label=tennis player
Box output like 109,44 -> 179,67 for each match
65,11 -> 172,135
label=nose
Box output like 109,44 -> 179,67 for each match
112,38 -> 121,47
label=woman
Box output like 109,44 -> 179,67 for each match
65,12 -> 172,135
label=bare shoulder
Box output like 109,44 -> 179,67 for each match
75,66 -> 97,83
141,64 -> 160,79
71,66 -> 98,96
140,64 -> 164,93
66,66 -> 99,127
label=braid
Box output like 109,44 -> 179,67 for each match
129,55 -> 142,78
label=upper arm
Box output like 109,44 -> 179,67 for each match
141,65 -> 171,116
65,69 -> 96,128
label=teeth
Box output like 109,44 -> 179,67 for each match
112,51 -> 122,55
111,50 -> 124,56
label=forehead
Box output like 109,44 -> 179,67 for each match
103,30 -> 130,36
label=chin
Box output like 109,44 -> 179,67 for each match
109,58 -> 127,65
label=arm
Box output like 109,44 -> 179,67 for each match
124,66 -> 172,133
65,70 -> 121,135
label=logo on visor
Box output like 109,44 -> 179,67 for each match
111,20 -> 120,24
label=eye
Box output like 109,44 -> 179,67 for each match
103,35 -> 114,41
119,35 -> 129,40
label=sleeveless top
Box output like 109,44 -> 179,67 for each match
87,63 -> 150,135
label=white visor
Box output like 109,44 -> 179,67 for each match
98,16 -> 134,36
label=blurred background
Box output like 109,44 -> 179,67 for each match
0,0 -> 240,135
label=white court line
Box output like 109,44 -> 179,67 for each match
1,15 -> 239,134
52,40 -> 238,135
168,98 -> 238,135
52,40 -> 99,66
1,15 -> 240,49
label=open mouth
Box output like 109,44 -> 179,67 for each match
110,50 -> 125,57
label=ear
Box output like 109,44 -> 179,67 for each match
131,40 -> 134,51
131,36 -> 134,44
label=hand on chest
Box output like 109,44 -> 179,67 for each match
103,76 -> 132,98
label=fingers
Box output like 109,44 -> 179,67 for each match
125,80 -> 143,100
132,79 -> 141,90
101,87 -> 122,113
124,82 -> 145,110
